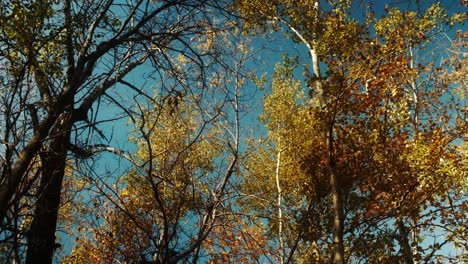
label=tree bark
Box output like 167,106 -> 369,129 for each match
397,217 -> 415,264
328,127 -> 345,264
26,111 -> 72,264
275,136 -> 284,264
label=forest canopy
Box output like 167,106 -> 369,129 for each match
0,0 -> 466,263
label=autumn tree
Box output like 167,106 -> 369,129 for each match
242,60 -> 332,263
64,94 -> 230,263
0,0 -> 235,263
236,0 -> 467,263
61,28 -> 269,263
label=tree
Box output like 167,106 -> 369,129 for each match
0,0 -> 234,262
61,27 -> 267,263
64,95 -> 231,263
236,0 -> 467,262
242,60 -> 333,262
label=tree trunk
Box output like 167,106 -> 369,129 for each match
397,217 -> 414,264
328,129 -> 345,264
0,114 -> 59,222
26,111 -> 72,264
282,1 -> 345,261
275,136 -> 284,264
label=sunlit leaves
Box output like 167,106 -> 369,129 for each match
0,1 -> 62,78
204,217 -> 267,263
